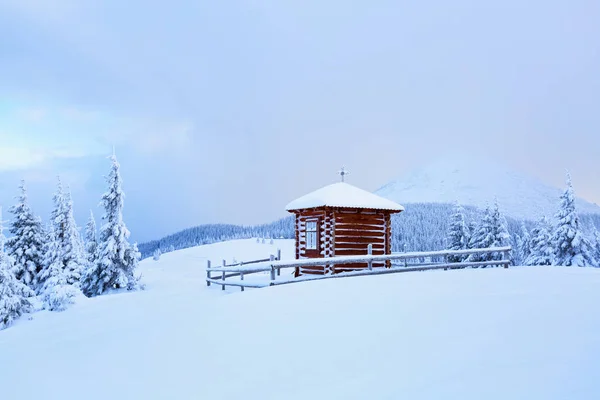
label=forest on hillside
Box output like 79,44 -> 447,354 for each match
139,202 -> 600,261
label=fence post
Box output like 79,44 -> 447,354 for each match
206,260 -> 212,286
270,254 -> 276,284
367,244 -> 373,271
504,250 -> 510,269
240,261 -> 245,292
277,249 -> 281,276
222,259 -> 226,291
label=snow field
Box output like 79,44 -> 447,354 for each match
1,238 -> 600,400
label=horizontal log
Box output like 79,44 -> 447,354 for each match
335,249 -> 386,256
335,231 -> 385,239
300,270 -> 326,276
332,263 -> 386,272
335,216 -> 385,225
334,227 -> 385,234
336,237 -> 386,245
336,209 -> 382,215
298,212 -> 325,219
335,223 -> 385,230
333,243 -> 385,251
336,211 -> 383,216
300,266 -> 326,271
335,239 -> 385,246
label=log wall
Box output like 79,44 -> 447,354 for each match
331,209 -> 388,273
293,207 -> 400,276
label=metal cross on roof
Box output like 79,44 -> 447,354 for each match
338,166 -> 350,182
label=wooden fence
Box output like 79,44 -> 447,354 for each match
206,246 -> 512,291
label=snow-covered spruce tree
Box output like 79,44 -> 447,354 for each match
7,181 -> 46,289
466,220 -> 477,249
85,210 -> 99,268
591,228 -> 600,268
81,154 -> 142,297
525,217 -> 553,266
153,248 -> 161,261
0,207 -> 35,330
38,225 -> 79,311
64,189 -> 86,284
446,202 -> 470,262
468,200 -> 510,265
551,173 -> 595,267
49,179 -> 87,285
515,222 -> 531,266
468,206 -> 493,263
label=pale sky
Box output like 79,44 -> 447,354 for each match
1,0 -> 599,242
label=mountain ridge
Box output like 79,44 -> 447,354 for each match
375,157 -> 600,221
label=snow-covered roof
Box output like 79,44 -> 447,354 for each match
286,182 -> 404,212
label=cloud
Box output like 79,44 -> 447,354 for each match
96,119 -> 194,155
0,146 -> 46,170
17,107 -> 47,122
61,106 -> 101,122
0,139 -> 89,172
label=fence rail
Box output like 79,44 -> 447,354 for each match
206,246 -> 512,291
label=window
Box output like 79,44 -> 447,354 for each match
306,220 -> 318,250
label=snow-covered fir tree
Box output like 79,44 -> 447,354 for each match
468,206 -> 493,262
466,220 -> 477,249
468,200 -> 510,264
0,207 -> 35,330
525,217 -> 553,266
446,202 -> 470,262
591,228 -> 600,268
49,179 -> 87,285
38,225 -> 79,311
515,222 -> 531,265
81,154 -> 142,297
6,181 -> 46,289
551,173 -> 595,267
153,248 -> 161,261
85,210 -> 99,267
63,188 -> 87,284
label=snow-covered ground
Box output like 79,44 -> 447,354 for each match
1,238 -> 600,399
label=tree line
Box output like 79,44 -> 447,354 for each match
0,154 -> 141,330
139,174 -> 600,268
445,173 -> 600,267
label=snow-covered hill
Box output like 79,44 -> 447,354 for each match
376,156 -> 600,221
1,239 -> 600,399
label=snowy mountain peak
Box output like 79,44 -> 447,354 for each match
375,157 -> 600,221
